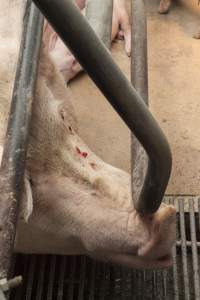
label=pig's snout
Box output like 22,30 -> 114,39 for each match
76,200 -> 176,269
137,205 -> 176,261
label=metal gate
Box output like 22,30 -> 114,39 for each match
0,0 -> 199,299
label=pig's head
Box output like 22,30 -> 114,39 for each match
15,48 -> 176,269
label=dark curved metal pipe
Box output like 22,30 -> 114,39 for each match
33,0 -> 172,214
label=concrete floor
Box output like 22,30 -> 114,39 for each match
70,0 -> 200,195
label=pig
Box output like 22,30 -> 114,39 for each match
43,0 -> 131,82
0,0 -> 176,270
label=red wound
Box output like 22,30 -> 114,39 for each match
76,147 -> 88,158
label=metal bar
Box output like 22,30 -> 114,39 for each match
176,240 -> 200,247
85,0 -> 113,49
179,199 -> 190,300
57,256 -> 66,300
35,256 -> 46,300
78,257 -> 86,300
131,0 -> 148,213
67,257 -> 76,300
0,290 -> 6,300
88,261 -> 96,300
168,197 -> 179,300
0,2 -> 43,279
47,255 -> 56,300
99,263 -> 106,300
131,0 -> 172,213
189,198 -> 200,299
33,0 -> 172,214
25,255 -> 36,300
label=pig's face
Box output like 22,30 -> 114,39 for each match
15,48 -> 176,269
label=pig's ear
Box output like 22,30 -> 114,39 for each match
138,206 -> 176,259
18,173 -> 33,222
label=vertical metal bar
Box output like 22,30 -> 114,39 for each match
33,0 -> 172,214
131,0 -> 172,213
198,198 -> 200,232
172,244 -> 179,300
0,2 -> 43,278
57,256 -> 66,300
131,0 -> 148,207
67,257 -> 76,300
25,255 -> 36,300
78,257 -> 86,300
47,255 -> 57,300
0,290 -> 6,300
85,0 -> 113,49
170,197 -> 179,300
179,199 -> 190,300
35,256 -> 46,300
89,261 -> 96,300
13,255 -> 29,300
189,198 -> 200,299
99,263 -> 107,300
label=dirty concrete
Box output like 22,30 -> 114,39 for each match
70,0 -> 200,195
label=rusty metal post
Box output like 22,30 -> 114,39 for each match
131,0 -> 172,213
0,2 -> 43,278
131,0 -> 149,212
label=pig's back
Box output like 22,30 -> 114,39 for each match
0,0 -> 26,144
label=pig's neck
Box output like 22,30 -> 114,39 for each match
27,49 -> 132,210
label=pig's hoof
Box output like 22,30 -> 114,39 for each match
158,1 -> 171,14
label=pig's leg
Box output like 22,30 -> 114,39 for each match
158,0 -> 172,14
112,0 -> 131,56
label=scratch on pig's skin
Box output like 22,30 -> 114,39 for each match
75,146 -> 88,158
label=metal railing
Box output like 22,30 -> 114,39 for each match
0,0 -> 43,283
0,0 -> 172,287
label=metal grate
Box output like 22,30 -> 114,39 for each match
9,197 -> 200,300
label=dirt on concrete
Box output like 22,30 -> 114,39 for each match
70,0 -> 200,195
